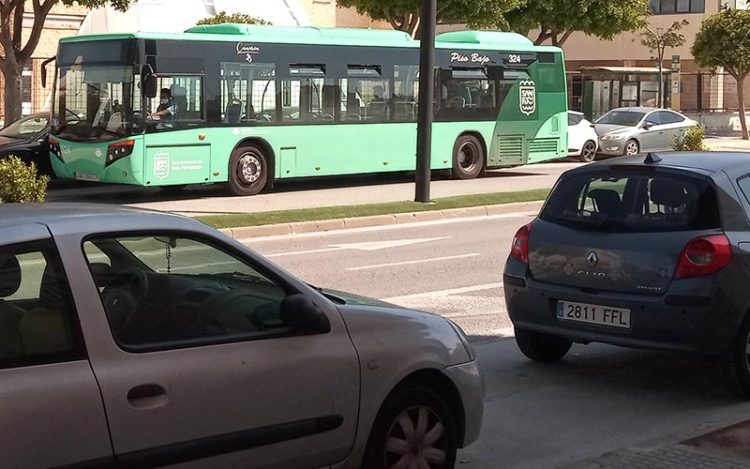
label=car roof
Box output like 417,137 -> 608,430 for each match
0,203 -> 192,231
606,107 -> 663,113
584,152 -> 750,175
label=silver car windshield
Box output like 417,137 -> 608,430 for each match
596,111 -> 645,127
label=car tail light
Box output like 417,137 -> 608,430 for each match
105,140 -> 135,167
511,223 -> 531,265
674,235 -> 732,279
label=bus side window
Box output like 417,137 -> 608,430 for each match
221,63 -> 276,124
343,66 -> 388,123
394,65 -> 419,122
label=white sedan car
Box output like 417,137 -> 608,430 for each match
567,111 -> 599,162
0,204 -> 484,469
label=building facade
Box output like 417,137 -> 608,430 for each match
560,0 -> 746,129
0,2 -> 87,121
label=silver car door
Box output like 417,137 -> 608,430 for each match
0,224 -> 112,468
638,112 -> 662,151
71,232 -> 360,469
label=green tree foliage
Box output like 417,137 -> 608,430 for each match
673,126 -> 708,151
692,9 -> 750,140
0,0 -> 132,124
0,156 -> 48,203
505,0 -> 649,46
336,0 -> 523,38
638,20 -> 688,108
197,10 -> 269,26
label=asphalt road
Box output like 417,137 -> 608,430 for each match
46,162 -> 583,215
244,211 -> 750,469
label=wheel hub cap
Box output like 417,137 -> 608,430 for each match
459,145 -> 476,169
385,405 -> 447,468
238,154 -> 261,183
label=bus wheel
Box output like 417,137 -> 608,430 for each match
452,135 -> 485,180
228,144 -> 268,196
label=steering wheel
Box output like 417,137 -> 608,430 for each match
102,268 -> 149,333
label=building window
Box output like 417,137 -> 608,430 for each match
650,0 -> 704,13
21,68 -> 32,116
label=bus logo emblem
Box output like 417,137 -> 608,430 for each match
154,153 -> 170,180
519,80 -> 536,116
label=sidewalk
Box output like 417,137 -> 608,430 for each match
705,137 -> 750,152
571,420 -> 750,469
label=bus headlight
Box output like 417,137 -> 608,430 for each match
105,140 -> 135,167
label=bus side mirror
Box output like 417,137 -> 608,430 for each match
41,56 -> 55,88
141,65 -> 157,99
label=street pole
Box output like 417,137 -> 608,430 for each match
415,0 -> 436,203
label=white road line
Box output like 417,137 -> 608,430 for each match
243,210 -> 538,244
382,282 -> 503,303
265,247 -> 342,258
347,253 -> 480,271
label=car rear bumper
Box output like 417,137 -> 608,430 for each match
444,360 -> 484,448
503,271 -> 742,356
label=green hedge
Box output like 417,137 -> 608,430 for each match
0,156 -> 49,204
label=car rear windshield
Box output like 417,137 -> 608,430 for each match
540,170 -> 721,232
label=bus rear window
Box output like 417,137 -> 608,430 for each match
540,171 -> 721,232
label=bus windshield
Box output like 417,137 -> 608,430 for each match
53,64 -> 142,142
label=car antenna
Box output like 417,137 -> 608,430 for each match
644,152 -> 662,164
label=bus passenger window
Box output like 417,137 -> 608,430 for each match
282,77 -> 335,123
221,63 -> 276,124
342,66 -> 389,123
393,65 -> 418,122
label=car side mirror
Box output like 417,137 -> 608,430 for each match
641,123 -> 651,130
280,294 -> 326,331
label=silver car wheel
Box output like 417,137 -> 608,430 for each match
238,153 -> 262,184
625,140 -> 639,156
385,405 -> 447,469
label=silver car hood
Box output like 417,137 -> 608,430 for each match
594,124 -> 634,136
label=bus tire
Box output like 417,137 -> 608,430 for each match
228,144 -> 269,196
452,135 -> 485,180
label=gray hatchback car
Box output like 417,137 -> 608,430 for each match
0,204 -> 482,468
504,152 -> 750,398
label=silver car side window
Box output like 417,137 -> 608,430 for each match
83,235 -> 303,352
0,241 -> 85,368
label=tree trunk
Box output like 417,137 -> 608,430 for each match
2,65 -> 22,124
738,75 -> 749,140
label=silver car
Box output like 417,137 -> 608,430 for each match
595,107 -> 699,156
0,204 -> 483,468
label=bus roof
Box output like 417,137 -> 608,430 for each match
60,23 -> 562,53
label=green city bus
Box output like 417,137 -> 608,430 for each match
48,24 -> 568,196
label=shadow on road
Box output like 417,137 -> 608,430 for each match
471,334 -> 739,402
46,166 -> 552,204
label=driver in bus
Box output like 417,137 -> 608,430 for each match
148,88 -> 176,120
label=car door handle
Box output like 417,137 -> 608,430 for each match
127,384 -> 168,409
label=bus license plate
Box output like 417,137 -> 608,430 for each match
556,301 -> 631,329
75,172 -> 99,182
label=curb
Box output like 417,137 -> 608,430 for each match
219,200 -> 544,239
